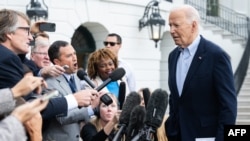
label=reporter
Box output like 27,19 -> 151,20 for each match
80,93 -> 121,141
29,22 -> 65,78
42,40 -> 99,141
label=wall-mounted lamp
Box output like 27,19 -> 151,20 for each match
26,0 -> 48,21
139,0 -> 165,48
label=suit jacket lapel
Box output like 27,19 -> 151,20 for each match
170,48 -> 182,96
181,37 -> 206,96
56,75 -> 73,95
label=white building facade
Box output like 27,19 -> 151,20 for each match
0,0 -> 248,92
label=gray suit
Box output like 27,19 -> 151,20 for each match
0,88 -> 15,115
43,74 -> 90,141
0,88 -> 27,141
0,115 -> 27,141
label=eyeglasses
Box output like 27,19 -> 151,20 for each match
17,27 -> 31,35
33,52 -> 48,56
103,41 -> 120,46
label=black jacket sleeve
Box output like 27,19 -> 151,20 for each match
41,97 -> 68,120
81,122 -> 109,141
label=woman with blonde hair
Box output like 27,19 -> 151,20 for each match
80,93 -> 121,141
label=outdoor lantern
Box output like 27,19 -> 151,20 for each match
139,0 -> 165,48
26,0 -> 48,21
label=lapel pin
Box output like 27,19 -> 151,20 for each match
198,56 -> 202,60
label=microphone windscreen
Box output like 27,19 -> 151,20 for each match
126,105 -> 146,141
109,67 -> 125,81
119,92 -> 141,125
142,88 -> 151,107
77,68 -> 96,88
118,81 -> 126,109
77,68 -> 86,80
145,88 -> 168,128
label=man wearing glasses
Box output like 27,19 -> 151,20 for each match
0,9 -> 33,89
104,33 -> 137,92
22,21 -> 66,78
0,9 -> 90,140
30,32 -> 51,68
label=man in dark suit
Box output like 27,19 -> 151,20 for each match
165,5 -> 237,141
0,9 -> 92,121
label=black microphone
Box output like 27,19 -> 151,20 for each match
113,91 -> 141,141
145,88 -> 168,128
95,67 -> 125,92
77,68 -> 96,88
132,88 -> 168,141
118,81 -> 126,109
78,67 -> 125,106
126,105 -> 146,141
142,88 -> 151,107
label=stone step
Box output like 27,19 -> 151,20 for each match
232,37 -> 246,45
211,29 -> 224,34
241,81 -> 250,85
237,93 -> 250,97
243,72 -> 250,76
222,33 -> 234,39
236,119 -> 250,125
242,78 -> 250,83
237,106 -> 250,112
237,112 -> 250,119
240,85 -> 250,89
237,99 -> 250,106
237,97 -> 250,101
239,93 -> 250,97
238,89 -> 250,94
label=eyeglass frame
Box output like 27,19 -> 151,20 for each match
103,41 -> 120,46
16,26 -> 31,36
32,51 -> 48,56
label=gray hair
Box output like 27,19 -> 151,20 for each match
0,9 -> 30,42
170,4 -> 201,31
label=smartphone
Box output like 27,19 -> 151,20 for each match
41,90 -> 59,101
39,22 -> 56,32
